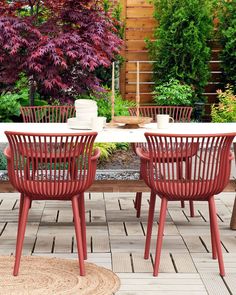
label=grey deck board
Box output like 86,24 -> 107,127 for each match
0,191 -> 235,294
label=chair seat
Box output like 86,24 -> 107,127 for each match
14,176 -> 90,199
136,142 -> 199,161
153,179 -> 222,200
19,143 -> 85,159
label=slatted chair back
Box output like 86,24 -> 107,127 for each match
129,106 -> 192,122
138,132 -> 235,277
5,132 -> 98,199
143,133 -> 235,200
130,106 -> 193,218
21,106 -> 75,123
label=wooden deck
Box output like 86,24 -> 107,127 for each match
0,191 -> 236,294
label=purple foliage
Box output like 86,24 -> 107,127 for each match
0,0 -> 123,100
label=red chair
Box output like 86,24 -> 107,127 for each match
137,132 -> 235,276
4,131 -> 100,276
20,105 -> 75,123
21,105 -> 77,207
129,106 -> 192,122
129,106 -> 193,217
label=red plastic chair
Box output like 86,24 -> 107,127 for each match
129,106 -> 193,217
20,105 -> 77,209
137,132 -> 235,276
4,131 -> 100,276
129,106 -> 192,122
20,105 -> 75,123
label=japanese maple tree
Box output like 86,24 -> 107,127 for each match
0,0 -> 123,104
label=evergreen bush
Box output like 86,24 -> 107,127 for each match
218,0 -> 236,93
147,0 -> 214,103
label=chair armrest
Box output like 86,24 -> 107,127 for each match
4,146 -> 11,159
136,147 -> 150,161
91,148 -> 101,161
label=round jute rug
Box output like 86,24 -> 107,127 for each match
0,256 -> 120,295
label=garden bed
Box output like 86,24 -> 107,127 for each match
0,148 -> 141,181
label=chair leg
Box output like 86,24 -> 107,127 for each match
135,192 -> 142,218
13,195 -> 31,276
17,193 -> 24,227
209,200 -> 217,260
72,196 -> 85,276
16,194 -> 24,244
209,197 -> 225,276
189,201 -> 194,217
180,201 -> 185,208
134,194 -> 137,209
186,157 -> 194,217
78,193 -> 87,260
134,171 -> 143,217
144,191 -> 156,259
153,198 -> 168,277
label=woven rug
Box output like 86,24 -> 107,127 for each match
0,256 -> 120,295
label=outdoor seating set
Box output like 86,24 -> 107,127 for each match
2,105 -> 236,278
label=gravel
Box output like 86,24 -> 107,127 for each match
0,169 -> 140,181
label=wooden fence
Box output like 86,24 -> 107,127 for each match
119,0 -> 223,116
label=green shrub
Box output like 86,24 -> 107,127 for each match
153,79 -> 193,106
95,1 -> 124,87
94,142 -> 130,163
211,86 -> 236,122
218,1 -> 236,93
147,0 -> 214,102
0,150 -> 7,170
79,91 -> 135,122
94,143 -> 117,161
15,74 -> 48,106
115,142 -> 130,151
0,92 -> 21,122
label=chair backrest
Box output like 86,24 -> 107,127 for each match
21,106 -> 76,123
129,106 -> 192,122
5,132 -> 97,198
143,133 -> 235,200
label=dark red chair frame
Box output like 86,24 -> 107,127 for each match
20,105 -> 75,123
129,106 -> 192,122
4,131 -> 100,276
129,106 -> 193,217
137,132 -> 235,276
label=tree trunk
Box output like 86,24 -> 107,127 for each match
29,78 -> 36,106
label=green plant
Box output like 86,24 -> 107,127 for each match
147,0 -> 214,102
116,142 -> 130,151
95,0 -> 125,88
153,79 -> 193,106
0,150 -> 7,170
94,143 -> 117,161
15,74 -> 48,106
218,1 -> 236,93
211,85 -> 236,122
79,91 -> 135,122
94,142 -> 130,163
0,92 -> 21,122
